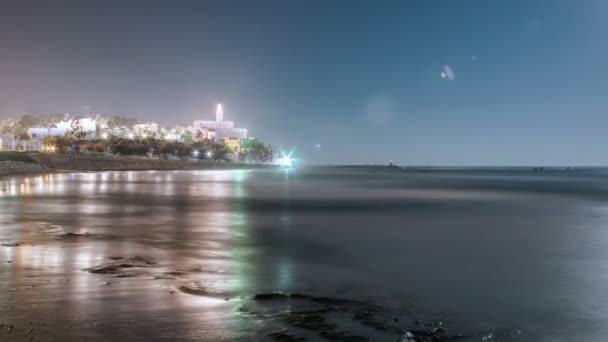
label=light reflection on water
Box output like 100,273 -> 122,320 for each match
2,168 -> 608,340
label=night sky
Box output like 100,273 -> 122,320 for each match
1,0 -> 606,165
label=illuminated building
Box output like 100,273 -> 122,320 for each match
222,138 -> 242,153
18,140 -> 44,152
240,138 -> 257,153
0,134 -> 16,151
193,104 -> 248,142
28,118 -> 98,140
133,123 -> 160,136
215,127 -> 248,142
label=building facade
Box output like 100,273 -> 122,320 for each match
193,103 -> 248,143
18,140 -> 43,152
28,118 -> 97,140
222,138 -> 242,153
215,128 -> 248,142
1,134 -> 16,151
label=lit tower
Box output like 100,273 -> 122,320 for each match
216,103 -> 224,122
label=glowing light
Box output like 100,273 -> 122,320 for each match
44,145 -> 57,153
216,103 -> 224,122
277,150 -> 294,168
277,157 -> 292,167
206,151 -> 213,158
128,133 -> 134,139
441,65 -> 455,80
193,150 -> 200,157
101,133 -> 108,139
142,133 -> 147,139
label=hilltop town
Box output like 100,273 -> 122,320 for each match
0,104 -> 276,163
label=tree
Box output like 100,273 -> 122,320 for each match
211,144 -> 229,161
19,115 -> 38,129
69,119 -> 90,141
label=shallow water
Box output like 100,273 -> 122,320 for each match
1,167 -> 608,341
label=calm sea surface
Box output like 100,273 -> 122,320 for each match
1,167 -> 608,341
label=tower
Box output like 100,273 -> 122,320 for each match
216,103 -> 224,122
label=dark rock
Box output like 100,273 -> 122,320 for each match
2,242 -> 21,247
284,312 -> 336,331
88,256 -> 155,274
177,283 -> 224,297
115,272 -> 142,278
253,292 -> 290,300
432,327 -> 447,338
288,293 -> 312,300
61,232 -> 90,238
267,329 -> 306,342
310,296 -> 364,306
319,330 -> 368,341
353,309 -> 375,321
405,327 -> 468,341
153,274 -> 179,280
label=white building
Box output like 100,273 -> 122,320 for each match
133,123 -> 159,136
215,127 -> 248,141
192,104 -> 235,130
192,128 -> 217,141
28,118 -> 97,140
163,133 -> 182,141
18,140 -> 43,152
193,120 -> 234,130
1,134 -> 16,151
28,127 -> 67,139
193,104 -> 248,142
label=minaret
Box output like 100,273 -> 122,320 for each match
216,103 -> 224,122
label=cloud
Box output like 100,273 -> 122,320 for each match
364,94 -> 396,125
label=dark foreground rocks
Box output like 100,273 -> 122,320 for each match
87,256 -> 157,277
244,292 -> 473,342
84,260 -> 519,341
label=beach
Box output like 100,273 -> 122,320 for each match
1,167 -> 608,341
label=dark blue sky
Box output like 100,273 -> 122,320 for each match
1,0 -> 606,165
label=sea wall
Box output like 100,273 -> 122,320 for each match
28,154 -> 216,171
0,161 -> 44,177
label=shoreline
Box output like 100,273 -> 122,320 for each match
0,153 -> 277,178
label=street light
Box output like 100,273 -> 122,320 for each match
193,150 -> 200,157
206,151 -> 213,159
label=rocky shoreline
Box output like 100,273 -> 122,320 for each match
0,153 -> 274,178
0,160 -> 45,177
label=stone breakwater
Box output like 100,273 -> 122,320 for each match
0,161 -> 44,177
28,154 -> 217,171
26,153 -> 272,172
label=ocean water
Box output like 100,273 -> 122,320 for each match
1,167 -> 608,341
